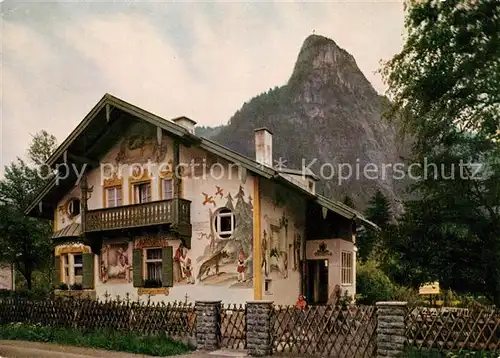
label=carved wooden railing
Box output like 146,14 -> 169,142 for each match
85,198 -> 191,232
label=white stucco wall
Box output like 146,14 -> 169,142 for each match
306,239 -> 356,299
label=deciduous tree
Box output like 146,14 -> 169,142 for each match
0,131 -> 57,290
383,0 -> 500,305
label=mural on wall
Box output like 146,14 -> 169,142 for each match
115,123 -> 168,165
261,212 -> 290,280
173,243 -> 195,285
100,241 -> 133,283
261,187 -> 305,281
202,192 -> 217,207
293,232 -> 301,271
196,185 -> 253,288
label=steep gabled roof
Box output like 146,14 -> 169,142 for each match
25,93 -> 378,230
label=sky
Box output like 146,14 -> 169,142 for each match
0,0 -> 405,176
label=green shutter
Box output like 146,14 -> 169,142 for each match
82,253 -> 95,289
53,256 -> 61,287
162,246 -> 173,287
133,248 -> 144,287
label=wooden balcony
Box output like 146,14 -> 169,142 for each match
84,198 -> 191,238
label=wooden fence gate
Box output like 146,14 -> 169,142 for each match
219,303 -> 246,350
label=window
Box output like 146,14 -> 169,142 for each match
73,254 -> 83,284
265,279 -> 272,295
62,254 -> 70,283
214,208 -> 235,239
145,248 -> 162,281
161,178 -> 173,200
60,253 -> 84,286
106,187 -> 122,207
134,182 -> 151,203
67,198 -> 81,217
341,251 -> 353,285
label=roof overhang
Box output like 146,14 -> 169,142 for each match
51,223 -> 82,239
316,194 -> 380,231
25,93 -> 377,228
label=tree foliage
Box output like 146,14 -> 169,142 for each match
358,190 -> 392,261
0,131 -> 57,290
356,260 -> 395,305
383,0 -> 500,305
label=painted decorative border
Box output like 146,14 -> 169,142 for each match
55,244 -> 91,256
138,287 -> 169,296
134,234 -> 177,249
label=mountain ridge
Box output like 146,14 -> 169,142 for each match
198,34 -> 408,214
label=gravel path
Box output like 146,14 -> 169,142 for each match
0,341 -> 259,358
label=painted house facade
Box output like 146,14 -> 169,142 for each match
26,94 -> 377,305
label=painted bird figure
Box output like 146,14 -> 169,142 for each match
202,192 -> 216,206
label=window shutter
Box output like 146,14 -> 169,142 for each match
162,246 -> 173,287
82,253 -> 94,289
53,256 -> 61,287
133,248 -> 144,287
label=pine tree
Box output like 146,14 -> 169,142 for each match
365,190 -> 391,229
357,190 -> 391,261
342,195 -> 355,209
232,186 -> 253,277
225,193 -> 234,211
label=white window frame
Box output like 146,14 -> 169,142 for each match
61,253 -> 83,286
73,254 -> 83,285
134,182 -> 151,204
144,248 -> 163,281
215,208 -> 235,239
161,178 -> 173,200
68,199 -> 81,217
62,254 -> 70,284
106,187 -> 122,207
341,251 -> 353,285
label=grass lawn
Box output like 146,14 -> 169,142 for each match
0,322 -> 193,356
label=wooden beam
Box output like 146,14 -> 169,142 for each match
157,127 -> 162,145
67,153 -> 99,168
106,104 -> 111,122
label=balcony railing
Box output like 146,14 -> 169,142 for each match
84,198 -> 191,233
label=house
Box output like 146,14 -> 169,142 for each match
25,94 -> 377,305
0,264 -> 14,291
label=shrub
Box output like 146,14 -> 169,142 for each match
70,283 -> 83,291
393,286 -> 421,306
356,260 -> 395,305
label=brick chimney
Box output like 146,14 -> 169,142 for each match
172,116 -> 196,135
254,128 -> 273,167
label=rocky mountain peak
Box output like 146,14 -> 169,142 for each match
289,35 -> 377,101
205,34 -> 408,215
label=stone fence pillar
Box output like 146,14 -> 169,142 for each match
195,301 -> 221,351
376,301 -> 407,358
246,300 -> 274,356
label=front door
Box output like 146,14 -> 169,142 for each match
306,259 -> 329,305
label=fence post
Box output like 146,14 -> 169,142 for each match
195,300 -> 221,351
246,300 -> 274,356
376,301 -> 407,358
